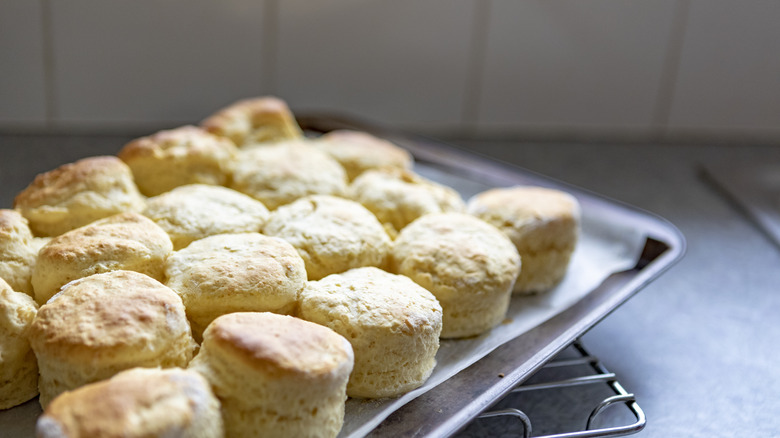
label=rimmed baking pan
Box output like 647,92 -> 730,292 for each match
0,116 -> 684,438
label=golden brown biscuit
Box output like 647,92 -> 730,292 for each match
467,186 -> 581,294
200,96 -> 303,147
299,267 -> 442,398
348,168 -> 465,237
390,213 -> 521,338
315,130 -> 413,181
263,195 -> 391,280
13,156 -> 146,237
165,233 -> 306,340
37,368 -> 223,438
229,141 -> 348,210
143,184 -> 270,250
118,125 -> 238,197
0,277 -> 39,410
188,312 -> 353,438
0,209 -> 37,295
32,212 -> 173,305
29,270 -> 197,408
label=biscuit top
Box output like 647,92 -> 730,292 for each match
118,125 -> 237,162
205,312 -> 353,380
37,368 -> 215,438
392,213 -> 521,298
262,195 -> 391,280
316,130 -> 413,180
467,186 -> 580,222
0,277 -> 38,345
36,213 -> 172,269
349,168 -> 466,233
264,195 -> 389,240
230,142 -> 348,210
165,233 -> 305,308
302,267 -> 442,334
467,186 -> 581,250
29,271 -> 192,362
143,185 -> 270,250
200,96 -> 303,146
13,156 -> 143,213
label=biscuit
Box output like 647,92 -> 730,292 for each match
188,312 -> 353,438
0,277 -> 39,410
118,125 -> 239,197
315,130 -> 413,181
13,156 -> 146,237
32,212 -> 173,305
201,96 -> 303,147
37,367 -> 223,438
165,233 -> 306,340
229,141 -> 348,210
467,186 -> 581,294
390,213 -> 521,338
263,195 -> 391,280
299,267 -> 442,398
143,184 -> 270,250
348,168 -> 465,237
29,270 -> 197,408
0,209 -> 37,296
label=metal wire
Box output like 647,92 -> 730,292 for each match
476,339 -> 646,438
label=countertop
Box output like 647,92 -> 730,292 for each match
1,133 -> 779,437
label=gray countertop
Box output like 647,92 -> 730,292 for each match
2,134 -> 779,437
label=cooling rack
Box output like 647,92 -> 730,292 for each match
458,339 -> 644,438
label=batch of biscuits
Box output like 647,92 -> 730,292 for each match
0,97 -> 581,438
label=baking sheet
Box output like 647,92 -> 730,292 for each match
0,119 -> 682,438
338,162 -> 647,437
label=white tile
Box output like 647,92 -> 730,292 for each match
669,0 -> 780,133
50,0 -> 267,126
276,0 -> 475,129
0,0 -> 47,125
478,0 -> 678,130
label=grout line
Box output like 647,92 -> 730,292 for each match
652,0 -> 691,134
262,0 -> 280,94
40,0 -> 58,126
461,0 -> 492,129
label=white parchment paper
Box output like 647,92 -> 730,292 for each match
338,211 -> 647,437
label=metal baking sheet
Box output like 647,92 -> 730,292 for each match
298,115 -> 685,437
0,118 -> 684,437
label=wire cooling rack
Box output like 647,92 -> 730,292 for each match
456,339 -> 645,438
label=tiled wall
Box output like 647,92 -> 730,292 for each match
1,0 -> 778,143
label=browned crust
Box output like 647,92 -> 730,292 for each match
30,271 -> 186,358
206,312 -> 352,379
40,368 -> 211,438
13,156 -> 130,210
117,125 -> 236,161
200,97 -> 303,145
